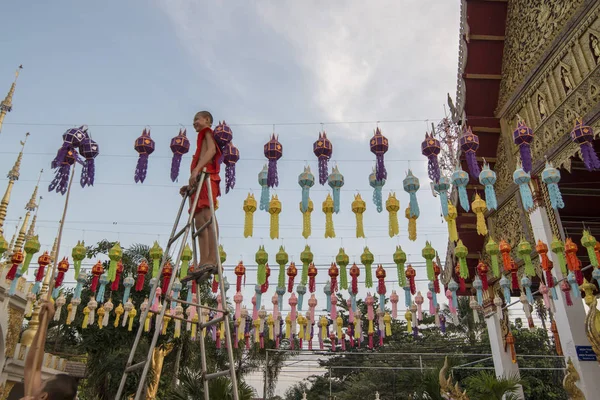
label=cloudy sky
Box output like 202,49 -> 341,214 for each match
1,0 -> 460,395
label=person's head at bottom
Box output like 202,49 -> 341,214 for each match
29,374 -> 78,400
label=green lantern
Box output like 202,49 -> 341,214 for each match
517,239 -> 535,277
422,241 -> 436,281
256,245 -> 269,285
336,248 -> 350,290
300,245 -> 313,285
71,240 -> 86,279
455,240 -> 469,279
361,247 -> 374,288
276,246 -> 289,288
149,241 -> 164,278
0,233 -> 7,258
581,230 -> 599,267
485,237 -> 500,278
179,244 -> 193,279
108,242 -> 123,282
551,236 -> 568,276
393,245 -> 407,287
21,235 -> 41,275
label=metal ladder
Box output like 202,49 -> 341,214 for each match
115,170 -> 239,400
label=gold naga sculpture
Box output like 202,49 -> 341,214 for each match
581,279 -> 600,359
145,343 -> 174,400
439,356 -> 469,400
563,358 -> 585,400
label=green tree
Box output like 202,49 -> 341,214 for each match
463,371 -> 522,400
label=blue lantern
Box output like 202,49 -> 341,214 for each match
479,161 -> 498,210
403,170 -> 420,218
298,166 -> 315,213
452,165 -> 470,212
369,168 -> 385,213
258,165 -> 270,211
327,165 -> 344,213
541,161 -> 564,209
513,162 -> 534,211
433,176 -> 451,217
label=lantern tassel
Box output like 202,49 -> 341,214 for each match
267,159 -> 279,187
376,154 -> 387,181
457,185 -> 470,212
134,154 -> 149,183
260,185 -> 270,211
519,144 -> 533,173
518,181 -> 535,211
225,163 -> 236,193
427,156 -> 440,183
244,209 -> 254,238
439,191 -> 449,217
484,184 -> 498,210
373,186 -> 383,213
466,151 -> 481,179
80,158 -> 96,187
356,213 -> 365,238
318,157 -> 328,185
301,188 -> 310,213
332,187 -> 340,213
325,212 -> 335,238
48,163 -> 72,195
170,153 -> 183,182
409,194 -> 420,217
546,183 -> 564,209
270,212 -> 279,240
340,264 -> 348,290
302,205 -> 312,239
581,143 -> 600,171
408,217 -> 417,242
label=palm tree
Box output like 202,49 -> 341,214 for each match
169,369 -> 255,400
463,371 -> 522,400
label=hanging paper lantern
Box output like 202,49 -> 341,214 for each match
327,165 -> 344,213
261,264 -> 271,294
405,264 -> 416,295
336,248 -> 349,290
433,176 -> 451,217
300,198 -> 313,239
33,251 -> 51,294
223,142 -> 239,193
349,263 -> 360,298
298,166 -> 315,213
134,128 -> 155,183
476,260 -> 489,291
570,118 -> 600,171
536,240 -> 554,287
264,134 -> 282,188
213,121 -> 233,158
122,274 -> 134,304
455,240 -> 469,291
370,127 -> 389,181
161,261 -> 173,292
565,238 -> 583,285
111,260 -> 124,291
287,262 -> 297,293
452,164 -> 470,212
479,161 -> 498,211
51,125 -> 88,169
70,240 -> 86,280
499,240 -> 512,273
376,264 -> 386,305
567,273 -> 580,301
107,242 -> 123,282
79,136 -> 99,188
21,235 -> 41,276
471,193 -> 488,236
459,126 -> 481,179
5,250 -> 24,282
307,263 -> 318,293
149,241 -> 163,278
540,160 -> 564,209
258,165 -> 270,211
551,236 -> 568,276
422,241 -> 436,281
352,193 -> 366,238
421,132 -> 441,182
256,245 -> 269,285
513,162 -> 534,211
445,203 -> 459,243
405,206 -> 417,241
582,230 -> 599,268
55,257 -> 69,288
513,120 -> 534,173
393,246 -> 407,287
361,247 -> 375,288
473,276 -> 483,306
233,261 -> 246,293
447,280 -> 459,313
300,245 -> 313,286
560,279 -> 573,306
268,195 -> 282,239
433,260 -> 441,294
403,170 -> 420,217
135,259 -> 149,291
323,194 -> 336,238
313,131 -> 333,185
169,128 -> 191,183
486,237 -> 501,278
179,244 -> 193,280
276,246 -> 289,289
386,192 -> 400,237
49,146 -> 77,194
329,263 -> 339,293
243,193 -> 257,238
369,169 -> 385,213
517,239 -> 535,277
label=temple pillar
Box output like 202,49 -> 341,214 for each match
528,180 -> 600,398
484,292 -> 525,399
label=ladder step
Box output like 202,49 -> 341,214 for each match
166,297 -> 227,314
125,361 -> 146,373
192,217 -> 213,238
200,315 -> 226,329
205,370 -> 232,381
168,223 -> 192,246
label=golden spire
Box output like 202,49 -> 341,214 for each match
26,196 -> 42,240
0,65 -> 23,134
49,233 -> 59,267
4,218 -> 20,260
0,133 -> 29,235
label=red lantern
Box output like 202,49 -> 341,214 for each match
350,263 -> 360,294
510,261 -> 519,290
476,260 -> 489,291
405,264 -> 416,295
162,261 -> 173,292
135,259 -> 149,291
500,240 -> 512,272
328,263 -> 339,293
35,252 -> 51,283
536,240 -> 554,287
261,264 -> 271,293
234,261 -> 245,293
5,250 -> 24,281
433,262 -> 441,294
308,263 -> 317,293
111,260 -> 124,291
376,264 -> 386,296
287,262 -> 297,293
565,238 -> 583,285
91,260 -> 104,292
55,257 -> 70,287
455,264 -> 466,293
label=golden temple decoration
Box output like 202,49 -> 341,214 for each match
5,306 -> 25,358
0,65 -> 22,134
581,279 -> 600,359
0,381 -> 15,400
563,358 -> 585,400
146,343 -> 174,400
0,133 -> 28,236
439,356 -> 469,400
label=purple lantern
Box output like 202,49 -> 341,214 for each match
223,142 -> 239,193
313,131 -> 333,185
370,127 -> 388,181
264,134 -> 282,187
134,128 -> 155,183
571,118 -> 600,171
51,126 -> 88,169
213,121 -> 233,162
170,128 -> 190,182
49,147 -> 77,195
513,120 -> 534,173
79,137 -> 99,187
421,133 -> 441,183
459,126 -> 480,179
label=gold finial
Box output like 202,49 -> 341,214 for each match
0,65 -> 23,134
563,358 -> 585,399
0,133 -> 29,235
25,169 -> 42,213
49,234 -> 59,266
26,195 -> 42,240
4,218 -> 20,260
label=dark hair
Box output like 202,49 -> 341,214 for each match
43,374 -> 78,400
196,111 -> 213,125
